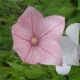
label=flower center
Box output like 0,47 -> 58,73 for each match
31,37 -> 38,46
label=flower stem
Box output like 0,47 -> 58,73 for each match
69,0 -> 78,8
64,75 -> 69,80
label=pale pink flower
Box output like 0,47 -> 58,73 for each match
12,6 -> 65,65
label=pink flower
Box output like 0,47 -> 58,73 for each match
12,6 -> 65,65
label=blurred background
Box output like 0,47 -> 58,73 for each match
0,0 -> 80,80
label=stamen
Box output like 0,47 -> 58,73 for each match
31,37 -> 38,45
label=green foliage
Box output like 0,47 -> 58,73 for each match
0,0 -> 80,80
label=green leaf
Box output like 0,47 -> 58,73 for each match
70,0 -> 78,8
0,51 -> 10,65
24,65 -> 44,79
77,0 -> 80,10
7,62 -> 24,71
45,6 -> 73,18
0,66 -> 12,79
67,10 -> 80,25
55,7 -> 74,18
51,76 -> 65,80
3,0 -> 21,11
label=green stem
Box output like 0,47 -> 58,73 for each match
69,0 -> 78,8
64,75 -> 69,80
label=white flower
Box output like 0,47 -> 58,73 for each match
56,64 -> 71,75
56,23 -> 80,75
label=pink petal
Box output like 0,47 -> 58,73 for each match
12,23 -> 32,41
17,6 -> 43,36
12,34 -> 31,62
38,40 -> 62,65
12,23 -> 32,62
24,46 -> 40,64
38,16 -> 65,41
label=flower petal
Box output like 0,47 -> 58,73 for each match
38,39 -> 62,65
60,36 -> 80,66
56,64 -> 71,75
12,23 -> 32,41
17,6 -> 43,36
12,23 -> 32,62
65,23 -> 80,45
38,16 -> 65,41
12,34 -> 31,62
24,46 -> 40,64
78,45 -> 80,61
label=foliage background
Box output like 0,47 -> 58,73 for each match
0,0 -> 80,80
